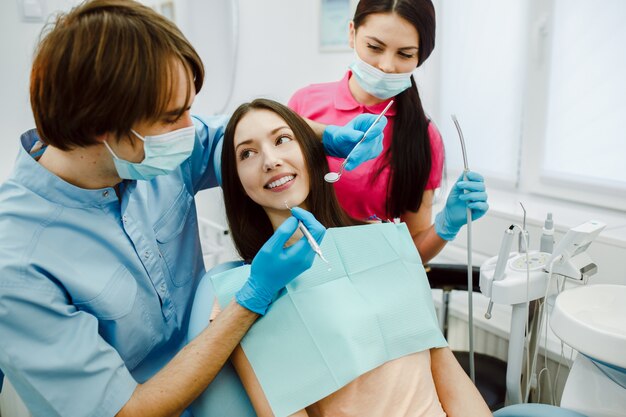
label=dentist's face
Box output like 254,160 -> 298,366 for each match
350,12 -> 420,74
233,109 -> 310,213
104,59 -> 195,164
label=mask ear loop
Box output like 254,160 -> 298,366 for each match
103,141 -> 121,160
130,130 -> 146,142
104,129 -> 146,160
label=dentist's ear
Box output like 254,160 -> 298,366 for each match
348,21 -> 355,49
93,132 -> 111,144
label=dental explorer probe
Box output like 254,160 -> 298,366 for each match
451,114 -> 475,384
284,201 -> 328,263
324,100 -> 394,183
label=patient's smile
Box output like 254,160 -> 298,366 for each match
234,109 -> 310,212
265,174 -> 296,191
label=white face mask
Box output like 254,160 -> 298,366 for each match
104,125 -> 196,181
349,53 -> 414,100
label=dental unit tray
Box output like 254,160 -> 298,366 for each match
479,219 -> 606,405
480,220 -> 606,305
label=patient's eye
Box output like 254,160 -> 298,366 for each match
276,135 -> 292,146
239,149 -> 256,160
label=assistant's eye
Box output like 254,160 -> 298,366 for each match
367,43 -> 382,52
276,135 -> 292,145
239,149 -> 256,160
399,51 -> 416,59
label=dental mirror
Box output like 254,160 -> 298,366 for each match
324,100 -> 394,184
324,172 -> 340,183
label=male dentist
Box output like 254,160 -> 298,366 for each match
0,1 -> 385,416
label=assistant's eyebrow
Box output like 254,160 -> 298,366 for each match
161,105 -> 192,118
365,35 -> 419,51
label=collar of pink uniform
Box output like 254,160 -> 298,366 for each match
333,70 -> 397,117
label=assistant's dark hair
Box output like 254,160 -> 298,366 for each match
354,0 -> 436,218
222,99 -> 361,262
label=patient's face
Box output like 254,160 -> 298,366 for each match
233,109 -> 310,213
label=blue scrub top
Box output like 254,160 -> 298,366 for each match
0,115 -> 227,417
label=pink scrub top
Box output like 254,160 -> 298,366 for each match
289,71 -> 444,221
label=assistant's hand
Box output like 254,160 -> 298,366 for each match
434,171 -> 489,241
236,207 -> 326,315
322,114 -> 387,171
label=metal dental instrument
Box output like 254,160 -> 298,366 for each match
518,202 -> 528,253
284,201 -> 328,263
452,114 -> 476,383
324,100 -> 394,183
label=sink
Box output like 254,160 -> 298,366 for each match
550,284 -> 626,369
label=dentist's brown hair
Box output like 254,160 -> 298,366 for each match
30,0 -> 204,150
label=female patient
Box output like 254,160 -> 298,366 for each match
219,98 -> 490,417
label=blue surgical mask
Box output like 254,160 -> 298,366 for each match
104,125 -> 196,181
349,54 -> 413,100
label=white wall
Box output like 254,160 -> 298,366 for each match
0,0 -> 79,180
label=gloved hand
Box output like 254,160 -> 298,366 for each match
236,207 -> 326,315
322,114 -> 387,171
434,171 -> 489,241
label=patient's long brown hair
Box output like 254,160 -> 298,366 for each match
222,99 -> 361,262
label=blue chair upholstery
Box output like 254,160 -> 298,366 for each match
494,404 -> 588,417
187,260 -> 256,417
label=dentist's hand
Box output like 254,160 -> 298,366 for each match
435,171 -> 489,241
322,114 -> 387,171
236,207 -> 326,315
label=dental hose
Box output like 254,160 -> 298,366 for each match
452,115 -> 475,383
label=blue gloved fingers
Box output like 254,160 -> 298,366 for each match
458,191 -> 488,202
290,207 -> 327,243
322,114 -> 387,164
334,129 -> 363,153
468,201 -> 489,220
468,201 -> 489,211
265,216 -> 300,249
344,132 -> 384,171
351,114 -> 388,135
322,126 -> 361,157
344,114 -> 387,171
456,181 -> 486,192
284,238 -> 317,267
240,215 -> 317,315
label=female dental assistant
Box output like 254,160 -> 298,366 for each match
0,1 -> 384,416
289,0 -> 489,263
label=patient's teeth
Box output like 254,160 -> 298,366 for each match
267,175 -> 294,189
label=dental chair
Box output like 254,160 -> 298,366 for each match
186,260 -> 256,417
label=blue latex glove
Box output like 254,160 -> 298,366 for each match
434,171 -> 489,241
322,114 -> 387,171
236,207 -> 326,315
